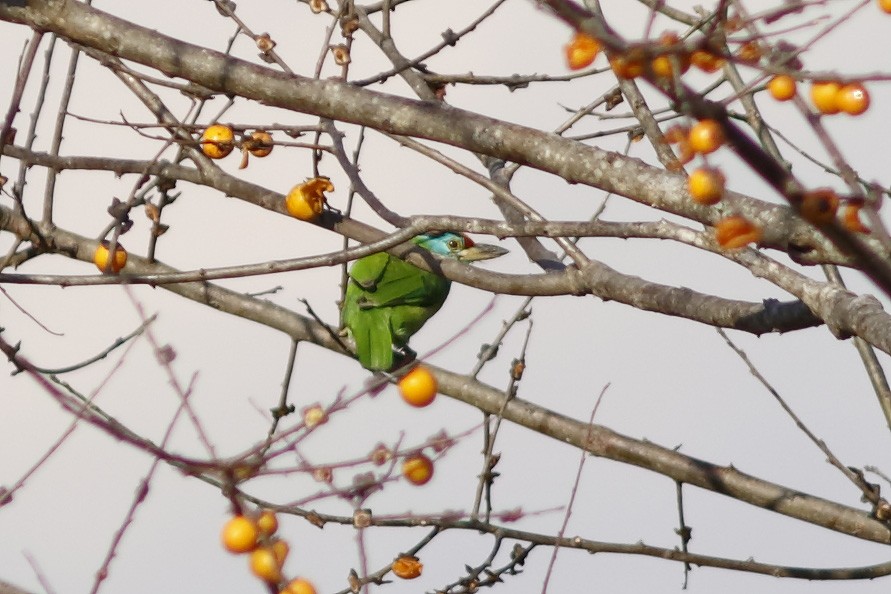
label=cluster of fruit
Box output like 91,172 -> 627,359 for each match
199,124 -> 274,166
200,124 -> 335,223
561,6 -> 879,252
221,510 -> 316,593
394,364 -> 440,487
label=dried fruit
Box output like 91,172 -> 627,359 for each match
736,41 -> 762,64
332,44 -> 351,66
285,177 -> 333,222
309,0 -> 328,13
370,443 -> 392,466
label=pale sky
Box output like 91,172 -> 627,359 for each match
1,1 -> 891,593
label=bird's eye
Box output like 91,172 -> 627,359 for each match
448,239 -> 459,250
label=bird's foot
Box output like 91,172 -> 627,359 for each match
391,345 -> 417,371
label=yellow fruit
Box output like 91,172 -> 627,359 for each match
837,83 -> 870,115
221,515 -> 259,554
398,365 -> 437,408
767,75 -> 796,101
250,546 -> 283,583
688,167 -> 725,205
271,539 -> 290,566
257,510 -> 278,537
810,81 -> 841,115
302,404 -> 328,428
200,124 -> 235,159
93,240 -> 128,273
391,555 -> 423,579
879,0 -> 891,13
285,177 -> 333,222
714,216 -> 762,249
280,578 -> 317,594
402,453 -> 434,486
650,32 -> 690,79
565,32 -> 600,70
247,130 -> 274,157
687,120 -> 725,155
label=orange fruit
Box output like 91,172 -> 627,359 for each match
398,365 -> 437,408
688,167 -> 725,205
879,0 -> 891,13
250,546 -> 283,583
391,555 -> 423,579
257,510 -> 279,537
285,177 -> 333,222
690,50 -> 724,73
687,119 -> 725,154
841,203 -> 870,233
837,83 -> 870,115
798,189 -> 839,225
221,515 -> 259,554
200,124 -> 235,159
767,75 -> 796,101
565,32 -> 600,70
609,50 -> 645,79
271,539 -> 290,566
280,578 -> 317,594
810,81 -> 841,114
650,32 -> 690,79
93,240 -> 128,273
402,453 -> 434,486
714,216 -> 762,249
247,130 -> 274,157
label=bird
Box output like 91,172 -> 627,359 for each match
340,232 -> 508,371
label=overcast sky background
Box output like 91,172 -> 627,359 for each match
2,1 -> 891,593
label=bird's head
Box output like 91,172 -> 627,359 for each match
413,232 -> 508,262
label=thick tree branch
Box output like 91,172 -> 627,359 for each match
0,0 -> 872,266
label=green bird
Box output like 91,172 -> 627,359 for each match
340,232 -> 508,371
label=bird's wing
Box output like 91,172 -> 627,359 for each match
347,252 -> 390,290
353,256 -> 450,309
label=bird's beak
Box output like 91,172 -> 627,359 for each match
458,242 -> 509,262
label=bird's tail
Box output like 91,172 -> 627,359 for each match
351,309 -> 395,371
